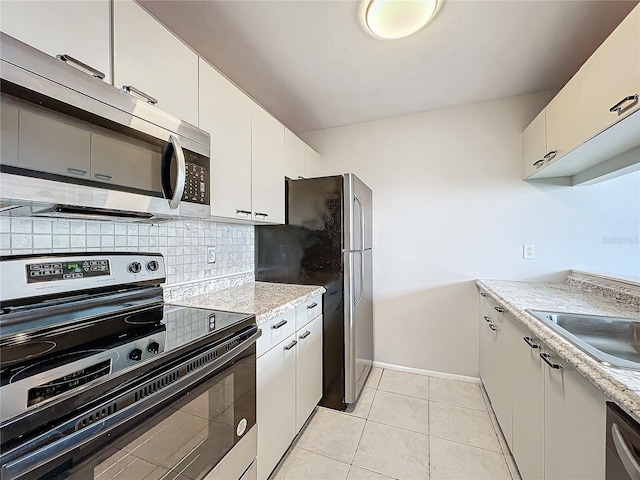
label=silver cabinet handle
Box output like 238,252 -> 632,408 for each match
543,150 -> 558,163
494,306 -> 504,313
483,315 -> 492,323
94,173 -> 112,181
254,212 -> 269,218
540,352 -> 563,370
122,85 -> 158,105
236,210 -> 251,217
284,340 -> 298,351
610,94 -> 639,114
488,324 -> 497,331
612,423 -> 640,480
479,292 -> 488,298
523,336 -> 540,349
300,331 -> 311,339
161,135 -> 186,210
533,159 -> 545,168
271,320 -> 288,330
307,302 -> 318,309
57,54 -> 105,80
67,167 -> 87,176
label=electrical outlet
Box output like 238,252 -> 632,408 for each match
523,244 -> 535,259
207,246 -> 216,264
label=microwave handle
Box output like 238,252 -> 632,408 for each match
161,135 -> 186,210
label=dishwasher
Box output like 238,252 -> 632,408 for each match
607,402 -> 640,480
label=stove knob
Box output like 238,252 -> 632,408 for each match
146,260 -> 159,272
147,342 -> 160,354
129,348 -> 142,361
127,262 -> 142,274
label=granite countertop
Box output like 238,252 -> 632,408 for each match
477,277 -> 640,422
172,281 -> 326,325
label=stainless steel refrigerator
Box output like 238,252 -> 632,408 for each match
255,174 -> 373,410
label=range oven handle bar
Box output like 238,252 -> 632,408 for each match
0,329 -> 261,480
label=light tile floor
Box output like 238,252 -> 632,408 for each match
271,368 -> 521,480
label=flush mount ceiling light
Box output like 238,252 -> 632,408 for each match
364,0 -> 439,39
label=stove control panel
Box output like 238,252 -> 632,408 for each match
26,259 -> 111,284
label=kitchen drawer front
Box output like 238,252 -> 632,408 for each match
479,290 -> 505,327
257,308 -> 296,357
295,295 -> 322,330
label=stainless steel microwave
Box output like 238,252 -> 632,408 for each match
0,32 -> 210,221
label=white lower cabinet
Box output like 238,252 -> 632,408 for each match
257,332 -> 297,480
256,297 -> 323,480
478,307 -> 513,447
542,348 -> 607,480
479,290 -> 608,480
295,315 -> 323,433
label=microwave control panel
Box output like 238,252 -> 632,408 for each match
26,259 -> 111,283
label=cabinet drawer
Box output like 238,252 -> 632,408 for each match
257,308 -> 296,357
479,290 -> 505,325
295,295 -> 322,330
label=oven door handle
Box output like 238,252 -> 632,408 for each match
0,329 -> 260,480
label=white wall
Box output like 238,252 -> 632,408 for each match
301,92 -> 640,377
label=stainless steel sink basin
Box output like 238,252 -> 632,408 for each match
526,310 -> 640,369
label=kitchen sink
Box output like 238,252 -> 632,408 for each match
526,310 -> 640,370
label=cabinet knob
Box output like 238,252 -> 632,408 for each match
610,94 -> 639,114
488,324 -> 497,332
271,320 -> 288,330
122,85 -> 158,105
483,315 -> 492,323
540,352 -> 563,370
57,54 -> 105,80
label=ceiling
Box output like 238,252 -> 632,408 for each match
139,0 -> 637,134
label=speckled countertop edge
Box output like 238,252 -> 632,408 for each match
477,279 -> 640,422
171,281 -> 326,326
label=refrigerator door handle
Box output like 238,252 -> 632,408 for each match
356,252 -> 365,306
354,195 -> 364,251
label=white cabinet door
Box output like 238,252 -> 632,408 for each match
510,320 -> 545,480
543,348 -> 607,480
305,146 -> 324,178
252,106 -> 285,224
113,0 -> 198,126
284,129 -> 306,180
257,334 -> 297,480
545,75 -> 584,164
0,0 -> 111,83
296,314 -> 323,433
576,5 -> 640,140
199,60 -> 252,220
522,110 -> 548,179
478,310 -> 513,447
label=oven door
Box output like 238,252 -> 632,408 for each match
0,333 -> 258,480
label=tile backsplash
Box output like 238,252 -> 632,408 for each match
0,217 -> 254,285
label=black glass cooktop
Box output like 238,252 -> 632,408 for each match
0,302 -> 254,387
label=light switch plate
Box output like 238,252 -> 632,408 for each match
523,244 -> 535,259
207,246 -> 216,264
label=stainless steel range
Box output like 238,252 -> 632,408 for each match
0,252 -> 259,480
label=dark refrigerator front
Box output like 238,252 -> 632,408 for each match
255,176 -> 348,410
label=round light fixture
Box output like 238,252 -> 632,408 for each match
365,0 -> 439,39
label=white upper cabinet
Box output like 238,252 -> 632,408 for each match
0,0 -> 111,83
523,4 -> 640,182
305,146 -> 324,178
284,129 -> 306,180
199,59 -> 253,220
252,106 -> 285,224
113,0 -> 199,126
575,5 -> 640,139
522,110 -> 548,178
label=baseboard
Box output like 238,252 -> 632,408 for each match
372,361 -> 481,384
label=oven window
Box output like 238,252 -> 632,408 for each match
54,349 -> 256,480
